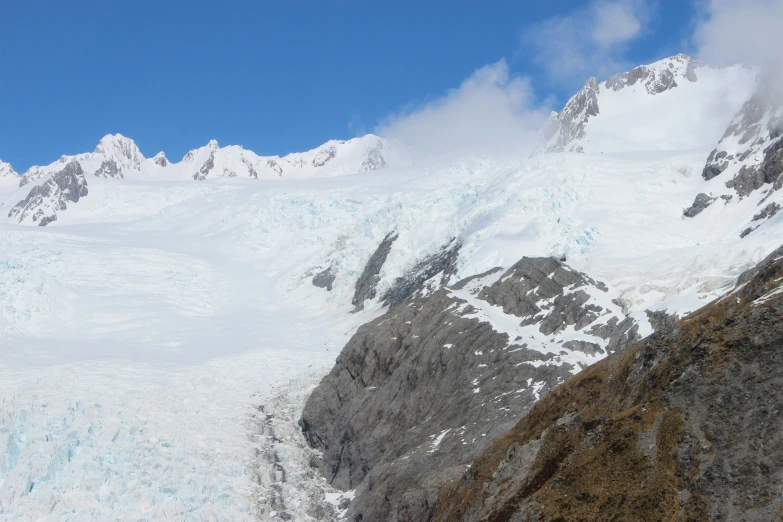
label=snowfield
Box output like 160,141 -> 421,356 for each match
2,148 -> 782,520
1,55 -> 782,521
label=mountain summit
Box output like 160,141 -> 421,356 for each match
533,54 -> 757,155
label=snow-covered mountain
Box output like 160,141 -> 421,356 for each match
3,133 -> 400,226
533,54 -> 756,154
702,67 -> 783,198
1,54 -> 783,520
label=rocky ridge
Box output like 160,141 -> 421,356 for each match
533,54 -> 708,155
7,161 -> 88,226
432,244 -> 783,521
301,251 -> 640,521
702,67 -> 783,198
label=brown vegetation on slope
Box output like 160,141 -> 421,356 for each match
433,246 -> 783,522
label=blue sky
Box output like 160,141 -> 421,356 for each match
2,1 -> 704,171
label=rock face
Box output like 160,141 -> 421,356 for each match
740,201 -> 781,238
351,232 -> 398,311
301,257 -> 638,521
312,267 -> 336,292
533,54 -> 712,155
432,245 -> 783,522
533,77 -> 600,154
682,193 -> 715,218
382,239 -> 461,308
703,67 -> 783,197
604,53 -> 701,95
7,161 -> 88,226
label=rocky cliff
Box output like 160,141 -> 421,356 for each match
301,254 -> 639,521
432,244 -> 783,521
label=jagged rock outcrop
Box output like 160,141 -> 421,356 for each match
312,266 -> 336,292
605,54 -> 701,95
301,257 -> 638,521
683,193 -> 715,218
533,78 -> 600,154
740,201 -> 781,238
382,239 -> 460,308
432,245 -> 783,522
703,67 -> 783,197
533,54 -> 714,155
7,161 -> 88,226
361,141 -> 387,171
351,232 -> 398,311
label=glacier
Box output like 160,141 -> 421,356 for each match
0,54 -> 782,520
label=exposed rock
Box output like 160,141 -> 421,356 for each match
683,193 -> 716,217
361,141 -> 387,171
532,78 -> 599,154
645,308 -> 680,332
8,161 -> 88,226
605,54 -> 700,95
312,267 -> 336,292
432,245 -> 783,522
193,150 -> 216,180
301,257 -> 637,521
351,232 -> 398,311
740,201 -> 781,238
706,67 -> 783,196
153,152 -> 168,167
94,159 -> 123,179
753,201 -> 781,222
702,149 -> 731,180
382,239 -> 460,308
312,145 -> 337,167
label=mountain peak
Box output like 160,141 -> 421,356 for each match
605,53 -> 702,96
0,159 -> 18,178
94,134 -> 144,171
532,55 -> 755,155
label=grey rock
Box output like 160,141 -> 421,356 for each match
361,142 -> 387,171
351,232 -> 398,311
532,77 -> 600,154
683,193 -> 716,217
432,244 -> 783,522
708,67 -> 783,196
267,159 -> 283,176
8,161 -> 88,226
153,153 -> 168,167
94,159 -> 123,179
645,308 -> 680,332
193,150 -> 215,180
312,267 -> 336,292
382,239 -> 460,308
302,256 -> 639,521
478,257 -> 620,343
605,54 -> 699,95
312,146 -> 337,167
753,201 -> 781,222
740,201 -> 782,238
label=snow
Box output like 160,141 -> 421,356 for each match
2,143 -> 783,519
0,57 -> 782,519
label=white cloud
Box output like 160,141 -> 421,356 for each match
693,0 -> 783,67
591,1 -> 643,47
374,60 -> 551,159
522,0 -> 650,86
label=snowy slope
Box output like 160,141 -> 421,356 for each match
701,67 -> 783,198
534,54 -> 757,154
0,161 -> 19,193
